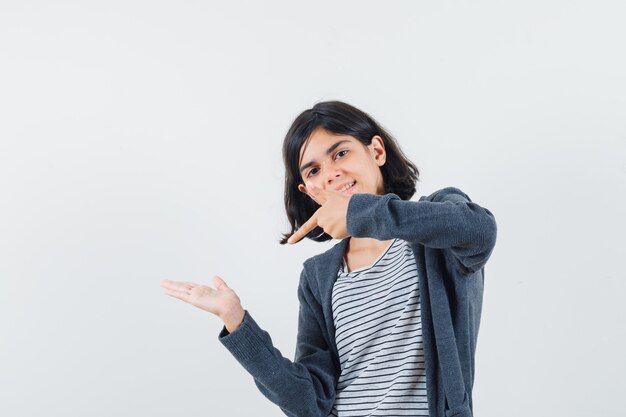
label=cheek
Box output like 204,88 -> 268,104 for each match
364,165 -> 384,187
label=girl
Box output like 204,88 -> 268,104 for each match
160,101 -> 497,417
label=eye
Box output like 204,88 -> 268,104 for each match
305,150 -> 348,178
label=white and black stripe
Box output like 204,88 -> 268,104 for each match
329,238 -> 428,416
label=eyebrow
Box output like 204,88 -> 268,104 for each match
299,140 -> 352,174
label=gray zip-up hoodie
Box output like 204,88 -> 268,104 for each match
218,186 -> 497,417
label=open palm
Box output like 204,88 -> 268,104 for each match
160,275 -> 241,319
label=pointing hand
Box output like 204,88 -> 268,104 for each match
287,181 -> 352,244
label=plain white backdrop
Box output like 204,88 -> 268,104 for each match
1,1 -> 624,416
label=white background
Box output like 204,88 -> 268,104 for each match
1,1 -> 624,416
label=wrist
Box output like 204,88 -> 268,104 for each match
221,306 -> 245,333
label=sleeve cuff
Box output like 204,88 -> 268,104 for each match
217,310 -> 270,363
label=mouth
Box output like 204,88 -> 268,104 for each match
338,180 -> 357,194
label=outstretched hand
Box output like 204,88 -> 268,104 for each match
160,275 -> 245,332
287,181 -> 352,244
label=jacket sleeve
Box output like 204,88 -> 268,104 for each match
346,186 -> 497,275
218,267 -> 338,417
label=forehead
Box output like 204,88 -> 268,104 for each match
298,128 -> 358,164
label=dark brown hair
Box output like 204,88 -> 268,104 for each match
279,100 -> 420,244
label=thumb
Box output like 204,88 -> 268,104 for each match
306,181 -> 327,204
213,275 -> 228,290
305,181 -> 317,196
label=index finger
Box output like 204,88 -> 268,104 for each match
287,210 -> 319,244
160,280 -> 199,292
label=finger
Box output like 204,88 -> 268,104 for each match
212,275 -> 228,290
179,281 -> 199,290
288,210 -> 319,244
307,181 -> 343,203
305,181 -> 327,205
160,280 -> 197,294
163,288 -> 190,302
171,280 -> 199,290
161,279 -> 198,287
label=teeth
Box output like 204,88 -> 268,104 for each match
340,181 -> 355,192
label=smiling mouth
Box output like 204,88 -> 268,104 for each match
339,181 -> 356,192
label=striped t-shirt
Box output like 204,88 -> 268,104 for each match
329,238 -> 428,416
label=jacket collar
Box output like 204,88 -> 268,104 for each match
309,237 -> 348,360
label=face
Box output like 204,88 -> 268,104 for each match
297,128 -> 387,204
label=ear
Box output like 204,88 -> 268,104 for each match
298,183 -> 320,205
369,135 -> 387,166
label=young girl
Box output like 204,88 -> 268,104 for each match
160,101 -> 497,417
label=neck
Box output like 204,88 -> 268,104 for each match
347,236 -> 393,252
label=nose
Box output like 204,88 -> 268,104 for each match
325,168 -> 341,186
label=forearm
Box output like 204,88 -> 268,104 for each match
218,310 -> 337,417
347,189 -> 497,273
348,193 -> 495,246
